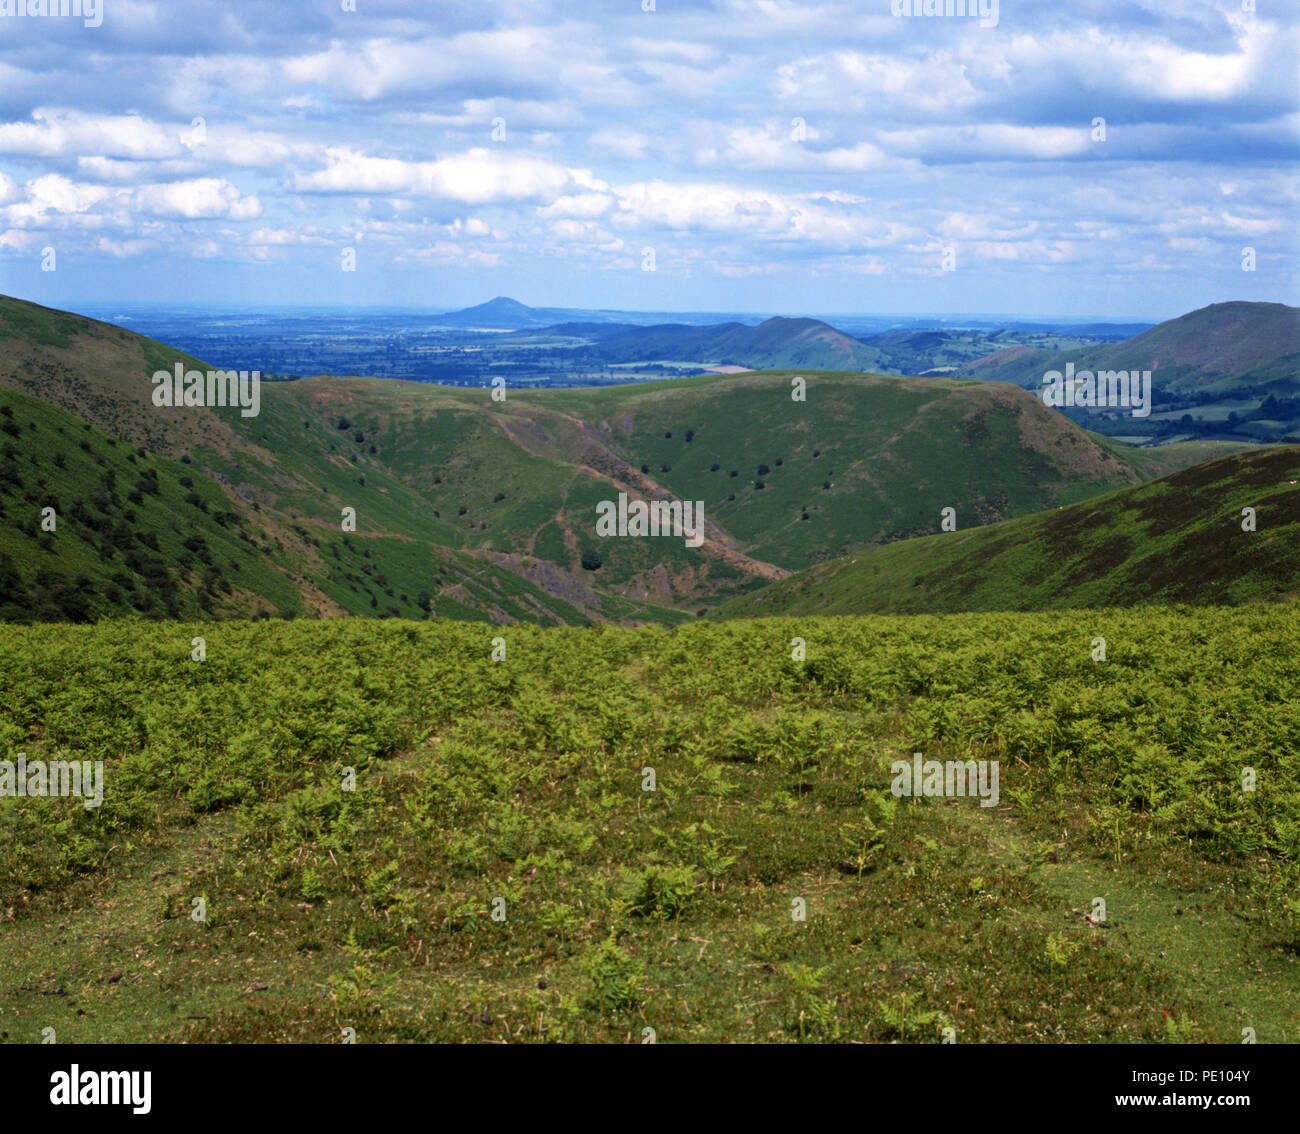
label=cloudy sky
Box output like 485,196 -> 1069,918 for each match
0,0 -> 1295,319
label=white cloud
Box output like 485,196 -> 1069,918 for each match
607,177 -> 917,253
443,217 -> 493,237
245,227 -> 317,246
96,236 -> 153,257
282,28 -> 570,102
0,110 -> 180,160
626,38 -> 719,65
4,174 -> 111,224
690,123 -> 904,172
539,192 -> 614,220
292,147 -> 575,204
133,178 -> 261,220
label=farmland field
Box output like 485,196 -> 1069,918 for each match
2,609 -> 1297,1044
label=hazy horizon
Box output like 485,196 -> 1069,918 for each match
43,293 -> 1279,328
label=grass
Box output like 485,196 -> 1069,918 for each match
1,609 -> 1297,1043
716,446 -> 1300,618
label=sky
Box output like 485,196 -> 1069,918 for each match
0,0 -> 1296,320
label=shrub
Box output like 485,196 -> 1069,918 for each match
582,936 -> 643,1013
621,865 -> 698,920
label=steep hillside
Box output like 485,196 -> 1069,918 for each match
715,446 -> 1300,617
269,368 -> 1159,585
0,384 -> 300,622
0,293 -> 1244,623
0,294 -> 250,456
0,383 -> 630,625
958,301 -> 1300,442
962,302 -> 1300,392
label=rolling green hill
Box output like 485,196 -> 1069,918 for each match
962,301 -> 1300,395
249,366 -> 1168,600
0,383 -> 625,625
959,301 -> 1300,442
714,446 -> 1300,618
0,292 -> 1262,624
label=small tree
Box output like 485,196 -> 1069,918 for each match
581,548 -> 602,571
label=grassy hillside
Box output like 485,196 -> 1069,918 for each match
0,385 -> 301,621
2,611 -> 1296,1042
0,383 -> 650,627
716,446 -> 1300,618
0,292 -> 1263,622
959,302 -> 1300,443
963,302 -> 1300,395
268,368 -> 1166,583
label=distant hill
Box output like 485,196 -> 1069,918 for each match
458,303 -> 890,371
958,301 -> 1300,442
714,446 -> 1300,618
963,302 -> 1300,391
433,296 -> 750,331
514,317 -> 1149,379
435,296 -> 578,329
433,295 -> 794,333
561,316 -> 885,371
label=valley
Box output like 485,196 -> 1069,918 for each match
7,294 -> 1290,628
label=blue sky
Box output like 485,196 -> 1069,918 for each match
0,0 -> 1295,319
